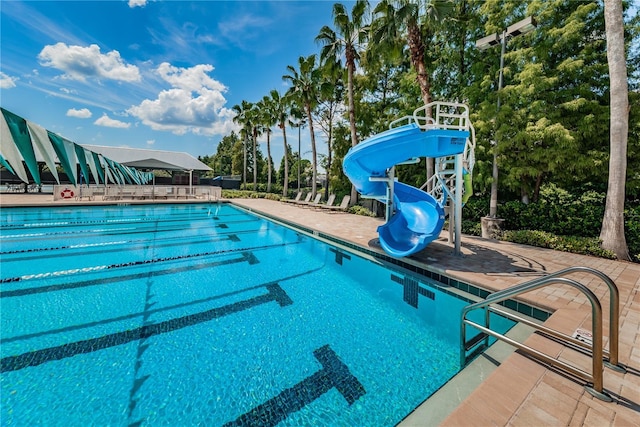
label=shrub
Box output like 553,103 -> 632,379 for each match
500,230 -> 616,259
264,193 -> 281,201
222,190 -> 255,199
349,205 -> 376,217
625,204 -> 640,262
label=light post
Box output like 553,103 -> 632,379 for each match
476,16 -> 536,236
298,123 -> 301,193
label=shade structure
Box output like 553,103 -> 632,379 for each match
0,107 -> 153,185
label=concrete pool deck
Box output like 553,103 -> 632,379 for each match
2,193 -> 639,425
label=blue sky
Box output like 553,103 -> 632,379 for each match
1,0 -> 348,172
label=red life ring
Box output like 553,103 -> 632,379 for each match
61,188 -> 74,199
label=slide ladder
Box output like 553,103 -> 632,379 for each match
343,102 -> 475,257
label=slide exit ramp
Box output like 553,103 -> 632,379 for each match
343,102 -> 474,257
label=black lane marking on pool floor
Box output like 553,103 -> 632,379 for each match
329,248 -> 351,266
0,283 -> 293,373
391,274 -> 435,308
2,266 -> 326,346
224,345 -> 366,427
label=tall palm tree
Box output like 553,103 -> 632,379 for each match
231,100 -> 253,189
257,97 -> 274,193
372,0 -> 452,108
316,60 -> 345,201
283,55 -> 322,198
288,108 -> 306,193
372,0 -> 452,189
245,105 -> 262,191
268,90 -> 293,197
600,0 -> 630,260
317,0 -> 370,204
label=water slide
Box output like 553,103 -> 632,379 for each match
343,123 -> 469,257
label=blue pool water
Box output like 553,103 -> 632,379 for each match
0,204 -> 513,426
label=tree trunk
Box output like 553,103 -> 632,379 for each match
600,0 -> 630,260
306,105 -> 317,198
408,22 -> 434,190
266,130 -> 272,193
347,59 -> 359,206
281,123 -> 289,197
252,128 -> 257,191
325,112 -> 333,202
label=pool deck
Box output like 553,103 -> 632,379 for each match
2,194 -> 639,425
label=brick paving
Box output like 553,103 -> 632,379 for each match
2,193 -> 639,426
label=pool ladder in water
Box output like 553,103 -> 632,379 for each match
460,266 -> 626,402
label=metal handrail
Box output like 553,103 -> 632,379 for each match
460,273 -> 617,401
465,266 -> 621,368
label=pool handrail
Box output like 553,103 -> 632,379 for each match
460,266 -> 624,402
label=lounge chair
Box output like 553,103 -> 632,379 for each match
300,193 -> 322,207
293,192 -> 313,205
283,192 -> 303,204
324,195 -> 351,212
311,194 -> 336,209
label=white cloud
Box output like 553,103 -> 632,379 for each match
146,139 -> 155,146
38,43 -> 141,82
67,108 -> 92,118
94,113 -> 131,129
128,63 -> 236,136
156,63 -> 225,93
0,72 -> 18,89
128,0 -> 147,7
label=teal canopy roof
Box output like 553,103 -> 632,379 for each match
0,107 -> 153,185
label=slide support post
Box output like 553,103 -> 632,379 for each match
454,153 -> 463,256
386,167 -> 395,221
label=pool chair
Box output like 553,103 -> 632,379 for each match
311,194 -> 336,209
283,192 -> 303,204
293,192 -> 313,205
324,195 -> 351,212
299,193 -> 322,207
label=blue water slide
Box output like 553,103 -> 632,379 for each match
343,123 -> 469,257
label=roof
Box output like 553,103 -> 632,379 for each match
1,107 -> 153,185
82,145 -> 212,172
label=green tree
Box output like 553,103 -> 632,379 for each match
315,60 -> 346,200
317,0 -> 370,203
257,96 -> 275,192
283,55 -> 322,198
232,100 -> 254,188
212,132 -> 239,176
371,0 -> 453,188
268,90 -> 294,197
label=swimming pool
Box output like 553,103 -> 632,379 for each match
0,203 -> 513,426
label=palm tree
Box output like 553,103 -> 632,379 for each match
316,60 -> 345,201
317,0 -> 370,204
231,100 -> 253,189
257,97 -> 275,193
268,90 -> 293,197
600,0 -> 630,260
288,108 -> 306,193
372,0 -> 452,189
283,55 -> 322,198
372,0 -> 451,108
249,106 -> 263,191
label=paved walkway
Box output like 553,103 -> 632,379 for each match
2,194 -> 639,425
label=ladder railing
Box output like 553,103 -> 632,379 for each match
461,267 -> 624,402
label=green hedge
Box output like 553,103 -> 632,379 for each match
462,185 -> 639,262
500,230 -> 616,259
